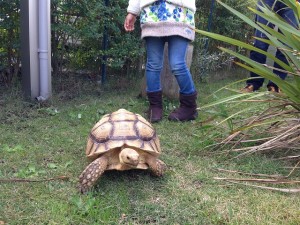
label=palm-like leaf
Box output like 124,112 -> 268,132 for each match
196,0 -> 300,178
195,0 -> 300,107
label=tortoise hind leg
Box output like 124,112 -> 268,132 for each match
147,158 -> 167,177
78,156 -> 108,193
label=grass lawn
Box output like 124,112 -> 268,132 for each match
1,73 -> 299,224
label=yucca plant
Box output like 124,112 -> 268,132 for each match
197,0 -> 300,105
196,0 -> 300,191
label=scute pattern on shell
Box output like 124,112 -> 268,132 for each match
86,109 -> 161,158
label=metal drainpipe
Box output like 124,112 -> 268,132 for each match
37,0 -> 50,101
101,0 -> 109,85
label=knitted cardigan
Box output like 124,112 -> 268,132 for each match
127,0 -> 196,41
127,0 -> 196,15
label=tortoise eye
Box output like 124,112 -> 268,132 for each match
127,156 -> 130,160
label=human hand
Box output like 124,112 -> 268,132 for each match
124,13 -> 137,32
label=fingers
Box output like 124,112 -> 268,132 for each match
124,21 -> 134,31
124,13 -> 136,32
124,23 -> 134,31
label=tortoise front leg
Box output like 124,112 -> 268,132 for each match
147,158 -> 167,177
78,156 -> 108,193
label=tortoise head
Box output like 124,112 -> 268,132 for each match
119,148 -> 140,168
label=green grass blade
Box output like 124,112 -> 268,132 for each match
200,91 -> 267,110
217,107 -> 253,127
219,47 -> 300,104
257,23 -> 300,51
194,29 -> 288,70
253,6 -> 299,37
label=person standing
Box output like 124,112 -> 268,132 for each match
242,0 -> 299,93
124,0 -> 198,122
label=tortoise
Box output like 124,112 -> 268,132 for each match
79,108 -> 166,193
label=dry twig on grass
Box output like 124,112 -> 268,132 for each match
223,180 -> 300,193
214,177 -> 300,184
214,168 -> 285,179
0,176 -> 69,183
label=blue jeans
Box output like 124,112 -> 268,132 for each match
247,0 -> 298,90
145,36 -> 196,95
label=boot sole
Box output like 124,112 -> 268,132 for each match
168,111 -> 198,122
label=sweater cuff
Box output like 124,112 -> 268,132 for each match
127,9 -> 140,16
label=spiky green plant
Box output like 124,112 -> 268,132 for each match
195,0 -> 300,179
196,0 -> 300,107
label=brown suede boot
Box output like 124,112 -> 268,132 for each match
168,92 -> 198,121
147,91 -> 163,123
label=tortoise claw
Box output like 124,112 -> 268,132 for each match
149,159 -> 167,177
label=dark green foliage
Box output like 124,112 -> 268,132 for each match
195,0 -> 254,41
211,0 -> 254,40
0,0 -> 20,85
51,0 -> 144,77
192,0 -> 255,80
0,0 -> 255,85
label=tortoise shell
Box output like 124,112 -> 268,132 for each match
86,109 -> 161,160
